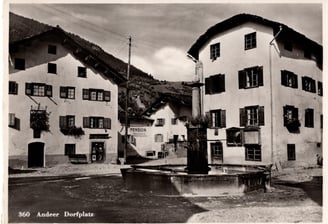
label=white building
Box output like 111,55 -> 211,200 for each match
8,13 -> 126,168
119,93 -> 191,159
187,14 -> 322,169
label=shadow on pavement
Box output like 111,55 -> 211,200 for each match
273,176 -> 322,206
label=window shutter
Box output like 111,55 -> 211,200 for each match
45,85 -> 52,97
83,89 -> 89,100
83,117 -> 90,128
305,109 -> 309,127
9,113 -> 16,127
60,87 -> 67,98
205,111 -> 211,127
205,77 -> 211,94
218,74 -> 225,92
104,118 -> 111,129
258,66 -> 263,86
104,91 -> 111,101
293,73 -> 298,89
25,83 -> 32,95
220,110 -> 226,128
259,106 -> 265,126
302,77 -> 306,90
59,116 -> 67,129
238,70 -> 246,89
293,107 -> 299,121
240,108 -> 246,127
281,70 -> 288,86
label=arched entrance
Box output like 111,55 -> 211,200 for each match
28,142 -> 45,167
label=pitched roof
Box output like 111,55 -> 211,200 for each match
142,93 -> 192,117
188,13 -> 322,60
9,12 -> 127,84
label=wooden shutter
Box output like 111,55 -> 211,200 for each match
240,108 -> 246,127
60,87 -> 67,98
258,66 -> 263,86
302,77 -> 306,90
83,117 -> 90,128
59,116 -> 67,129
205,77 -> 211,94
238,70 -> 246,89
46,85 -> 52,97
104,91 -> 111,101
25,83 -> 32,95
104,118 -> 111,129
258,106 -> 265,126
205,111 -> 211,127
218,74 -> 225,92
281,70 -> 288,86
220,110 -> 226,128
82,89 -> 89,100
293,73 -> 298,89
312,79 -> 316,93
293,107 -> 299,121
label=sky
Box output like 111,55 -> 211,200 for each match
9,2 -> 323,81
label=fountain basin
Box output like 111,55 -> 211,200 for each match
121,164 -> 271,196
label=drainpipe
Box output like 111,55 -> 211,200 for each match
269,25 -> 283,167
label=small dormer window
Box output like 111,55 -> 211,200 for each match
14,58 -> 25,70
245,32 -> 256,50
48,63 -> 57,74
210,43 -> 220,60
48,45 -> 57,54
78,66 -> 87,78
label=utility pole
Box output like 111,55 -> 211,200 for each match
124,36 -> 131,164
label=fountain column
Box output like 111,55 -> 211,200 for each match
186,61 -> 209,174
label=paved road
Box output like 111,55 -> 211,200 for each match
8,174 -> 322,223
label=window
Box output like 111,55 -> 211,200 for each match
287,144 -> 296,161
9,113 -> 15,127
65,144 -> 76,156
240,106 -> 264,127
320,115 -> 323,129
208,109 -> 226,128
26,83 -> 52,97
245,144 -> 261,161
48,63 -> 57,74
318,81 -> 323,96
171,118 -> 177,125
59,115 -> 75,129
83,117 -> 111,129
48,45 -> 57,54
281,70 -> 298,88
211,142 -> 223,160
154,134 -> 163,142
155,118 -> 165,127
205,74 -> 225,94
302,76 -> 316,93
284,42 -> 293,51
82,88 -> 111,102
78,66 -> 87,78
239,66 -> 263,89
9,81 -> 18,94
245,32 -> 256,50
226,128 -> 242,146
14,58 -> 25,70
283,105 -> 299,126
210,43 -> 220,60
305,108 -> 314,128
60,87 -> 75,99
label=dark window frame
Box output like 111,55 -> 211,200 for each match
211,142 -> 223,160
48,45 -> 57,55
240,106 -> 265,127
281,70 -> 298,88
78,66 -> 87,78
83,116 -> 111,129
209,109 -> 226,128
82,88 -> 110,102
284,42 -> 293,51
25,83 -> 52,97
305,108 -> 314,128
48,63 -> 57,74
226,128 -> 243,146
245,32 -> 257,50
302,76 -> 316,93
65,144 -> 76,156
60,86 -> 75,99
9,81 -> 18,94
318,81 -> 323,96
287,144 -> 296,161
155,118 -> 165,127
210,42 -> 220,60
245,144 -> 261,161
239,66 -> 263,89
283,105 -> 299,126
205,74 -> 225,94
14,58 -> 25,70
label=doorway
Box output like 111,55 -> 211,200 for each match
91,142 -> 105,163
211,141 -> 223,163
28,142 -> 45,167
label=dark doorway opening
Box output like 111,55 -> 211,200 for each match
91,142 -> 105,163
28,142 -> 44,167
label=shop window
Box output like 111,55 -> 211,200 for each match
82,88 -> 110,102
284,42 -> 293,51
